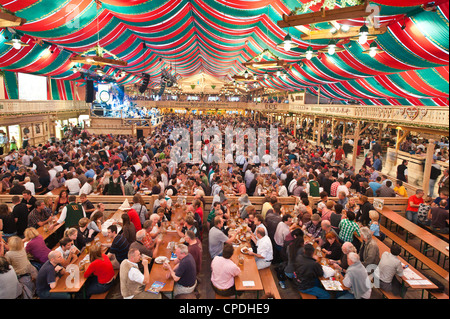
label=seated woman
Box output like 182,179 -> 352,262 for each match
23,227 -> 51,270
4,236 -> 38,280
82,245 -> 116,298
321,231 -> 342,261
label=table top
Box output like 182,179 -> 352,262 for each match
50,210 -> 123,294
374,237 -> 438,290
377,206 -> 449,257
146,231 -> 182,293
231,243 -> 264,292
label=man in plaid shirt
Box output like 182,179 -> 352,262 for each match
338,211 -> 360,243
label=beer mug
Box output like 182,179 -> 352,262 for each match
238,254 -> 245,267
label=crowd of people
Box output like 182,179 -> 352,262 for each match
0,113 -> 448,299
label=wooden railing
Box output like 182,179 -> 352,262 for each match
0,194 -> 408,218
0,99 -> 90,115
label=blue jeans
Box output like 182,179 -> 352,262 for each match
406,210 -> 418,224
84,276 -> 114,298
300,286 -> 331,299
336,291 -> 355,299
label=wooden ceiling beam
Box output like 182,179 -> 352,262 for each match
278,1 -> 370,28
300,25 -> 387,40
0,11 -> 26,28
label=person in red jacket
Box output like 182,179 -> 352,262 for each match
83,245 -> 116,298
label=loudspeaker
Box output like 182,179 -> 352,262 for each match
158,81 -> 166,96
137,129 -> 143,139
139,74 -> 150,94
85,80 -> 94,103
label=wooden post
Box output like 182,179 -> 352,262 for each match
422,140 -> 435,196
352,121 -> 360,169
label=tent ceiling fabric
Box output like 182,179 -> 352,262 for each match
0,0 -> 448,106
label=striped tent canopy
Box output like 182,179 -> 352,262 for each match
0,0 -> 448,105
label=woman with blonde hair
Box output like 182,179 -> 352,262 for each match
23,227 -> 51,268
5,236 -> 38,279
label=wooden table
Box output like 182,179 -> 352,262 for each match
304,236 -> 349,293
50,210 -> 123,297
377,206 -> 449,265
373,236 -> 438,298
231,243 -> 264,298
37,219 -> 64,242
146,231 -> 181,296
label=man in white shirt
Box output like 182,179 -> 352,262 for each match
248,227 -> 273,270
64,173 -> 81,195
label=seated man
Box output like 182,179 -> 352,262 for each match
36,251 -> 71,299
164,244 -> 197,298
248,227 -> 273,270
209,216 -> 237,259
119,248 -> 160,299
294,244 -> 330,299
430,199 -> 449,234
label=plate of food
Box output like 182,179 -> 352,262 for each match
154,256 -> 169,264
241,247 -> 253,254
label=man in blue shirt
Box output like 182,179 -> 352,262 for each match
369,177 -> 382,195
372,154 -> 382,171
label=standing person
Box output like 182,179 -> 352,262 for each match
35,250 -> 71,299
54,195 -> 86,230
164,244 -> 197,298
106,170 -> 125,195
429,159 -> 442,197
210,243 -> 241,297
405,189 -> 425,226
293,244 -> 330,299
396,160 -> 408,183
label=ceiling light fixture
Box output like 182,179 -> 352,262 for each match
327,39 -> 336,55
305,45 -> 314,60
358,23 -> 369,45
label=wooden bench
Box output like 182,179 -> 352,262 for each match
420,224 -> 449,242
376,288 -> 402,299
90,269 -> 119,299
427,291 -> 449,300
258,267 -> 281,299
298,291 -> 317,299
380,225 -> 449,282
